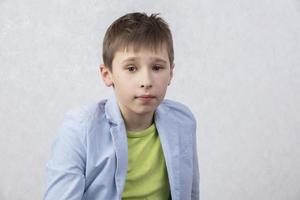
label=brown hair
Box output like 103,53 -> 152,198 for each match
102,12 -> 174,72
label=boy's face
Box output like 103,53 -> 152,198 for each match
101,45 -> 174,118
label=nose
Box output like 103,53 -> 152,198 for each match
141,84 -> 152,89
140,70 -> 153,89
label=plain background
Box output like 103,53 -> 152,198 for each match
0,0 -> 299,199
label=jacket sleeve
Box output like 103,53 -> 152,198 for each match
191,120 -> 200,200
44,112 -> 87,200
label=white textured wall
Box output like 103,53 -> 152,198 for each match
0,0 -> 299,199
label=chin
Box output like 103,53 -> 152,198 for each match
133,106 -> 156,115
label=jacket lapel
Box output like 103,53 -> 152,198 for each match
155,103 -> 180,200
105,95 -> 128,197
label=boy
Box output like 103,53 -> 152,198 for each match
44,12 -> 199,200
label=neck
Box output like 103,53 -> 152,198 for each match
120,109 -> 154,132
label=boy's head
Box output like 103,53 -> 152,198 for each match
100,12 -> 175,124
102,12 -> 174,72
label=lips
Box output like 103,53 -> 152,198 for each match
135,95 -> 155,103
137,95 -> 155,98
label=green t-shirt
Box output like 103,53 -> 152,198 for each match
122,123 -> 170,200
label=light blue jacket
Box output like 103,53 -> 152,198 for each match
44,95 -> 199,200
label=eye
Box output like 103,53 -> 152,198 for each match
127,65 -> 137,72
153,64 -> 163,71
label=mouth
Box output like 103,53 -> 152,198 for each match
135,95 -> 156,102
136,95 -> 155,98
136,95 -> 156,98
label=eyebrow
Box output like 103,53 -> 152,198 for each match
122,57 -> 168,64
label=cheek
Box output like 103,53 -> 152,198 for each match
156,79 -> 169,93
115,75 -> 131,87
156,74 -> 170,86
114,78 -> 135,96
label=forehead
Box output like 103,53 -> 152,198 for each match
113,44 -> 169,64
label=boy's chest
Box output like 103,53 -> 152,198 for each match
82,123 -> 194,200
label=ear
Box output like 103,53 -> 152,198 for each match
99,64 -> 114,87
168,63 -> 175,85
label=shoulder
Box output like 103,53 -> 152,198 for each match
64,99 -> 107,123
56,99 -> 108,140
159,99 -> 197,126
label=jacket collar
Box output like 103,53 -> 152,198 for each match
104,94 -> 124,125
104,93 -> 172,126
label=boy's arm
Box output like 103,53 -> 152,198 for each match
191,120 -> 200,200
44,113 -> 86,200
